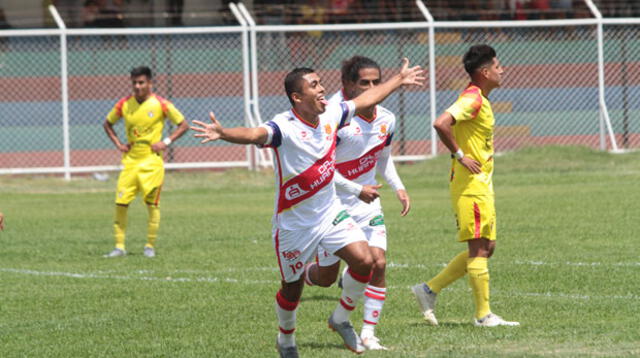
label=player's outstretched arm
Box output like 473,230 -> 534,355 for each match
433,112 -> 481,174
352,58 -> 425,111
191,112 -> 269,146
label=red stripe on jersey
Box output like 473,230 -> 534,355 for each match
365,291 -> 386,301
473,202 -> 481,239
276,290 -> 299,311
363,320 -> 378,325
366,286 -> 386,295
335,139 -> 387,181
153,94 -> 170,116
279,327 -> 295,334
115,96 -> 131,117
462,84 -> 483,119
153,185 -> 162,206
274,229 -> 285,281
340,298 -> 355,311
347,267 -> 372,284
277,138 -> 337,213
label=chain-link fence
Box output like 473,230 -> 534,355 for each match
66,32 -> 247,168
434,24 -> 601,154
604,23 -> 640,150
2,14 -> 638,177
254,27 -> 431,160
0,35 -> 63,170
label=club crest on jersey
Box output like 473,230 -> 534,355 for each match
324,124 -> 332,134
281,250 -> 301,262
148,111 -> 154,118
284,184 -> 309,200
378,123 -> 388,140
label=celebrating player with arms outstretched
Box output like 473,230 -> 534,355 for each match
103,66 -> 189,258
191,59 -> 423,357
302,56 -> 411,350
412,45 -> 519,327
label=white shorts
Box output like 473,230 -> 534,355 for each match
317,200 -> 387,267
273,208 -> 367,283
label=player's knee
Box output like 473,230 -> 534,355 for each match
488,242 -> 496,258
372,256 -> 386,273
315,275 -> 337,287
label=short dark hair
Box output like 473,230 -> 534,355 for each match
463,45 -> 497,75
341,56 -> 381,85
130,66 -> 153,79
284,67 -> 315,106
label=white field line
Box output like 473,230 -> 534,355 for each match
1,267 -> 639,301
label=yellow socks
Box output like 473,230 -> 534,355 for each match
467,257 -> 491,319
427,250 -> 469,293
113,205 -> 128,250
146,204 -> 160,248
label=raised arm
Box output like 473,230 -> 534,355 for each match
351,58 -> 425,111
191,112 -> 269,146
433,112 -> 481,174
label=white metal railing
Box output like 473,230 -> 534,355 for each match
1,1 -> 635,178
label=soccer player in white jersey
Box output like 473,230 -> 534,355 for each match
191,59 -> 424,358
302,56 -> 411,350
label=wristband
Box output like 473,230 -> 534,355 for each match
162,137 -> 173,146
454,148 -> 464,160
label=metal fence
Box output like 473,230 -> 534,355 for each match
0,1 -> 636,178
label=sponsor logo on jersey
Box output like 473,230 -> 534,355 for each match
277,139 -> 337,213
281,249 -> 301,262
336,139 -> 387,180
369,215 -> 384,227
284,184 -> 309,200
332,210 -> 351,226
300,130 -> 310,141
148,111 -> 154,118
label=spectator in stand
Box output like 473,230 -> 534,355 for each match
82,0 -> 99,27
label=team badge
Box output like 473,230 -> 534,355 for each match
148,111 -> 154,118
324,124 -> 332,135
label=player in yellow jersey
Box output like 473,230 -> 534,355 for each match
412,45 -> 519,327
102,66 -> 189,258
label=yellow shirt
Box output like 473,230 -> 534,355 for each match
446,84 -> 495,197
107,94 -> 185,161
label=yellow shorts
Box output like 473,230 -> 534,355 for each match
115,155 -> 164,206
452,194 -> 496,242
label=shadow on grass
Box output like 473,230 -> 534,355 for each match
302,294 -> 338,302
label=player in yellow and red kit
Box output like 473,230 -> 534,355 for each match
412,45 -> 519,327
103,66 -> 188,258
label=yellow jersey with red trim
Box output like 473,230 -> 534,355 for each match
446,83 -> 495,197
106,94 -> 185,160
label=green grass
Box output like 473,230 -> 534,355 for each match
1,146 -> 639,357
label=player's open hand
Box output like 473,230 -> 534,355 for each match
399,58 -> 426,87
459,156 -> 482,174
396,189 -> 411,216
191,112 -> 223,143
359,184 -> 382,204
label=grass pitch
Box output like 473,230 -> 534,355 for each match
1,146 -> 639,357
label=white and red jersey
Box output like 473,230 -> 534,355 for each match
330,91 -> 396,206
260,101 -> 356,231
